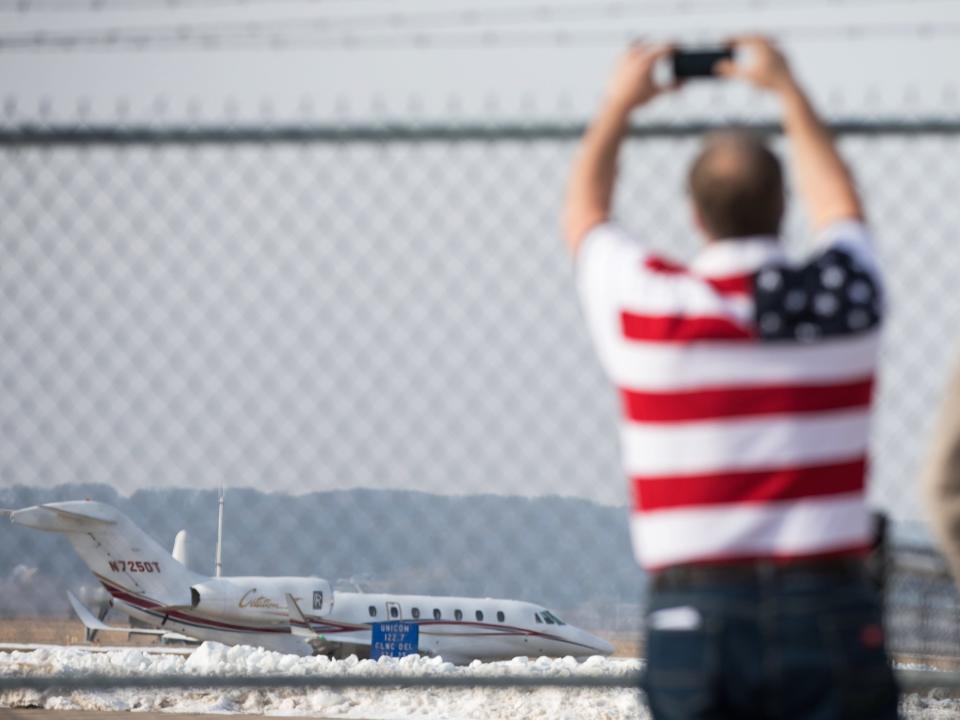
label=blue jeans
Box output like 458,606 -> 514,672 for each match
642,563 -> 899,720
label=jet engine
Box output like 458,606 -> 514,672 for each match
189,577 -> 333,620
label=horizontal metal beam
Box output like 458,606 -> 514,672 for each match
0,668 -> 957,692
1,120 -> 960,146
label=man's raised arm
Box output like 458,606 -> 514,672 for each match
718,37 -> 863,230
563,44 -> 673,254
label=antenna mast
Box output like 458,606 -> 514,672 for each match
215,485 -> 225,577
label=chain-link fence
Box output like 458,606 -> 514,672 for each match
1,119 -> 960,707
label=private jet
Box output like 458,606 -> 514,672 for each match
5,500 -> 613,663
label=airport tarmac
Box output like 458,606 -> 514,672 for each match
0,643 -> 193,656
0,712 -> 336,720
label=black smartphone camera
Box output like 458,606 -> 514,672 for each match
672,46 -> 733,79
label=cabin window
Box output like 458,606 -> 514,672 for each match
475,610 -> 484,621
390,605 -> 399,619
454,609 -> 463,621
534,613 -> 542,623
433,608 -> 441,620
497,611 -> 505,622
412,607 -> 420,619
368,606 -> 377,617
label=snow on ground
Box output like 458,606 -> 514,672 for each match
0,643 -> 956,719
0,643 -> 643,719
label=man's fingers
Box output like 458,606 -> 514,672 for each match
659,79 -> 684,95
726,33 -> 771,48
625,40 -> 672,60
647,42 -> 675,60
714,59 -> 738,78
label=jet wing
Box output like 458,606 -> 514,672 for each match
68,591 -> 196,643
284,592 -> 316,639
285,593 -> 372,655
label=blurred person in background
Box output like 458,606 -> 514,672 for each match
922,357 -> 960,587
564,37 -> 898,719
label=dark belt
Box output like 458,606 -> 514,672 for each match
652,554 -> 867,591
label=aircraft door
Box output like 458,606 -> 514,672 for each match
385,601 -> 402,620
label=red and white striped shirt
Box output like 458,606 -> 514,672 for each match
577,220 -> 884,570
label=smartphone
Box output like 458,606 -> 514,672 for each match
672,47 -> 733,79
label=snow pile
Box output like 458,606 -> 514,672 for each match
900,693 -> 960,720
0,643 -> 644,719
1,643 -> 956,719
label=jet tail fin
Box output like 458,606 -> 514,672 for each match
43,504 -> 116,525
11,503 -> 117,530
12,502 -> 200,608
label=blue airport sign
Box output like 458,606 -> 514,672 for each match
371,621 -> 419,659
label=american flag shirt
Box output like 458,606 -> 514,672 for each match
577,220 -> 884,570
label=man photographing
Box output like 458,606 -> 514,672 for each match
565,38 -> 898,718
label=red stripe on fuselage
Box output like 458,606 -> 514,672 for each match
299,615 -> 586,647
96,575 -> 595,651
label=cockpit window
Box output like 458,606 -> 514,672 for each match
542,610 -> 565,626
534,613 -> 543,623
542,613 -> 556,625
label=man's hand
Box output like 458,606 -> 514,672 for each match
715,36 -> 796,95
605,43 -> 674,112
719,35 -> 863,229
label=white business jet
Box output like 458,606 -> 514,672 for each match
5,500 -> 613,663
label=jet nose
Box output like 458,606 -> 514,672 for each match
571,628 -> 614,656
591,634 -> 614,656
